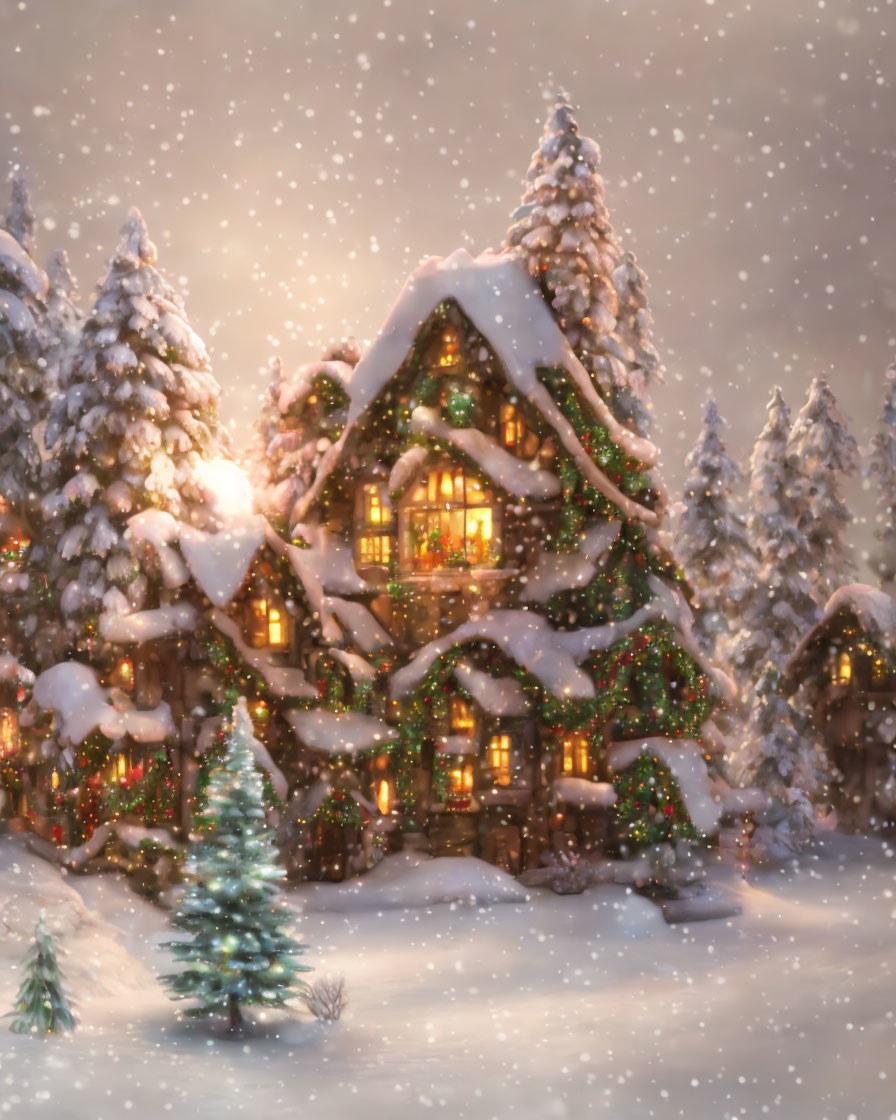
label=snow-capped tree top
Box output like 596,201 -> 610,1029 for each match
46,249 -> 77,305
866,361 -> 896,583
3,173 -> 37,257
611,250 -> 663,395
684,397 -> 741,491
789,376 -> 858,474
0,228 -> 48,304
115,208 -> 158,269
506,95 -> 621,370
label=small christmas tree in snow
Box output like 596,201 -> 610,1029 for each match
674,398 -> 757,656
731,387 -> 817,682
2,172 -> 37,257
162,699 -> 310,1030
866,361 -> 896,589
787,376 -> 858,604
9,916 -> 76,1036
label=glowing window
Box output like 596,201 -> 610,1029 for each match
437,324 -> 461,368
358,534 -> 392,566
450,763 -> 474,795
403,468 -> 498,571
450,697 -> 476,738
500,401 -> 526,449
0,708 -> 20,759
376,779 -> 392,815
561,732 -> 590,777
487,734 -> 512,786
362,483 -> 392,526
247,598 -> 289,649
835,651 -> 852,685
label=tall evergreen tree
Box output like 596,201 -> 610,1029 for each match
162,699 -> 310,1030
43,210 -> 227,654
787,376 -> 858,603
674,398 -> 757,656
866,361 -> 896,589
505,96 -> 622,389
735,663 -> 821,855
8,916 -> 76,1036
730,387 -> 817,681
3,173 -> 37,257
0,213 -> 47,511
41,249 -> 81,402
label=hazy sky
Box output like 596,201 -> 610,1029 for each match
2,0 -> 894,533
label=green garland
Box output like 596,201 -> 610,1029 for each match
613,751 -> 699,848
313,789 -> 363,830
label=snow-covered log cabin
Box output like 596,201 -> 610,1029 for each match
783,583 -> 896,830
288,249 -> 735,875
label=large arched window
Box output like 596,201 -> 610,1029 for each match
400,466 -> 499,572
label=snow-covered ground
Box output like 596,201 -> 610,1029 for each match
1,834 -> 895,1119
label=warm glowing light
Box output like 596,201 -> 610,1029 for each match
0,708 -> 20,758
488,734 -> 512,786
450,764 -> 474,794
194,458 -> 256,519
450,697 -> 475,737
268,607 -> 285,647
437,325 -> 461,367
836,650 -> 852,684
51,769 -> 59,790
376,779 -> 391,815
561,732 -> 590,777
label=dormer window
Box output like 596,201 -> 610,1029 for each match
357,483 -> 393,569
402,467 -> 498,572
833,650 -> 852,685
247,597 -> 290,650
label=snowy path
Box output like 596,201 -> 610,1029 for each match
1,834 -> 895,1118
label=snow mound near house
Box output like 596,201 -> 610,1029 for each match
295,851 -> 530,913
0,837 -> 154,1000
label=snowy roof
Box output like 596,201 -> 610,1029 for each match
0,652 -> 34,687
453,660 -> 529,716
608,737 -> 721,834
552,776 -> 616,810
408,406 -> 560,500
520,521 -> 621,603
99,601 -> 198,644
391,575 -> 735,705
285,708 -> 397,756
180,515 -> 267,608
31,662 -> 174,746
278,358 -> 353,414
292,523 -> 368,596
325,595 -> 393,653
292,250 -> 661,526
784,583 -> 896,686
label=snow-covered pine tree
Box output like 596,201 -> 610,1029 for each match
505,95 -> 621,387
2,173 -> 37,257
253,347 -> 353,532
505,95 -> 660,431
866,361 -> 896,589
674,397 -> 757,657
610,250 -> 663,435
40,249 -> 81,403
0,203 -> 47,512
730,387 -> 817,682
9,916 -> 76,1035
162,699 -> 310,1030
249,355 -> 285,500
43,209 -> 227,654
787,376 -> 858,604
